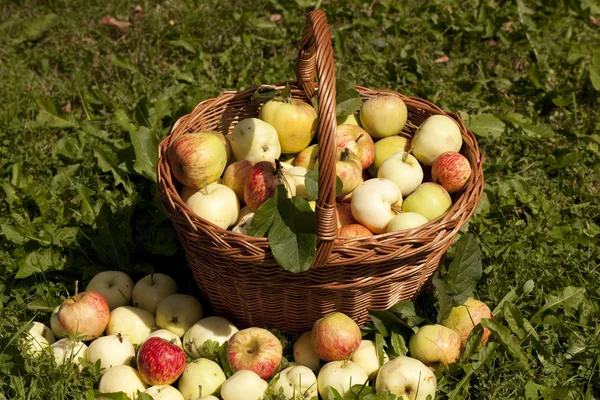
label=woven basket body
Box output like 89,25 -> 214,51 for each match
157,11 -> 484,334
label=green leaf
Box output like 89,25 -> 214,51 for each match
14,13 -> 59,44
93,149 -> 133,193
375,333 -> 386,368
501,113 -> 555,138
434,234 -> 483,322
252,86 -> 280,102
16,248 -> 65,279
27,182 -> 50,218
524,380 -> 553,400
110,54 -> 140,74
336,79 -> 362,118
129,127 -> 158,182
589,51 -> 600,91
387,300 -> 425,327
76,183 -> 97,226
167,39 -> 197,54
390,328 -> 409,357
480,319 -> 530,371
51,164 -> 80,193
33,109 -> 77,129
27,297 -> 60,312
269,188 -> 317,273
247,194 -> 278,237
115,109 -> 137,133
304,169 -> 343,200
1,224 -> 26,245
465,113 -> 505,138
280,84 -> 292,101
459,323 -> 484,362
136,392 -> 154,400
541,286 -> 586,313
503,301 -> 527,340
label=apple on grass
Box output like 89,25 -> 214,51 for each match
336,124 -> 376,170
144,329 -> 183,348
144,385 -> 185,400
105,306 -> 157,346
294,144 -> 319,170
182,183 -> 240,230
156,294 -> 203,338
243,161 -> 296,212
85,270 -> 134,311
293,330 -> 320,370
401,182 -> 452,221
375,356 -> 436,400
387,212 -> 429,233
137,337 -> 187,386
351,178 -> 403,234
58,285 -> 110,340
410,114 -> 463,166
367,135 -> 411,177
431,151 -> 472,193
132,273 -> 178,315
50,338 -> 88,368
50,306 -> 68,339
178,358 -> 226,399
87,333 -> 135,373
228,118 -> 281,163
359,95 -> 408,139
258,97 -> 318,154
317,360 -> 369,400
167,131 -> 228,189
99,365 -> 148,399
183,316 -> 239,359
220,370 -> 268,400
272,365 -> 318,399
23,321 -> 55,357
350,340 -> 389,378
222,160 -> 255,202
408,324 -> 462,368
227,327 -> 283,380
441,297 -> 493,346
377,152 -> 424,197
311,312 -> 361,362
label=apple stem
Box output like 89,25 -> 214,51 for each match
391,205 -> 401,215
198,385 -> 202,398
150,272 -> 155,286
356,133 -> 364,143
341,148 -> 351,161
201,179 -> 208,195
402,151 -> 409,163
74,280 -> 79,297
117,333 -> 123,343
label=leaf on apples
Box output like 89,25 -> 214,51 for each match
458,323 -> 484,363
251,85 -> 280,102
280,83 -> 292,101
387,300 -> 425,327
136,392 -> 154,400
304,169 -> 343,200
247,193 -> 278,237
390,327 -> 409,357
375,333 -> 386,368
335,78 -> 362,118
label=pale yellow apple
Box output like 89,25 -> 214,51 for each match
367,135 -> 411,177
411,114 -> 463,166
259,98 -> 318,154
401,182 -> 452,221
359,95 -> 408,139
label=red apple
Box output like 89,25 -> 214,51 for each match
223,160 -> 255,202
243,161 -> 295,211
167,132 -> 228,189
338,224 -> 372,239
58,290 -> 110,340
336,202 -> 357,228
137,337 -> 186,386
441,298 -> 493,346
227,327 -> 283,380
336,124 -> 375,170
431,152 -> 472,193
311,312 -> 361,362
322,148 -> 362,199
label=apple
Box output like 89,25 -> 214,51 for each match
338,223 -> 373,239
223,160 -> 254,202
99,365 -> 148,399
105,306 -> 157,346
178,358 -> 227,399
167,131 -> 228,188
317,147 -> 362,199
144,329 -> 183,348
350,340 -> 389,378
183,316 -> 239,359
411,114 -> 463,166
132,273 -> 178,315
294,144 -> 319,170
351,178 -> 402,234
87,333 -> 135,373
441,297 -> 493,346
377,152 -> 424,197
387,212 -> 429,232
231,211 -> 254,234
58,290 -> 110,340
280,153 -> 297,165
243,161 -> 296,212
156,294 -> 204,337
401,182 -> 452,221
212,131 -> 234,166
367,135 -> 411,177
50,306 -> 68,339
228,118 -> 281,163
336,124 -> 376,169
431,151 -> 472,193
293,330 -> 320,370
375,356 -> 436,399
337,113 -> 360,126
311,312 -> 361,362
50,338 -> 88,367
85,270 -> 134,311
272,365 -> 318,399
137,337 -> 187,385
227,327 -> 282,380
317,360 -> 369,400
23,321 -> 55,357
287,166 -> 309,198
144,385 -> 185,400
181,183 -> 240,230
408,324 -> 462,368
258,98 -> 318,154
359,95 -> 408,139
336,202 -> 356,228
220,370 -> 268,400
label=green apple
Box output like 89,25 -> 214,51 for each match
408,324 -> 462,368
359,95 -> 408,139
23,321 -> 55,357
367,135 -> 411,177
350,340 -> 389,378
99,365 -> 148,399
183,316 -> 238,359
441,297 -> 493,346
105,306 -> 157,346
85,270 -> 134,311
156,294 -> 203,337
377,152 -> 424,197
401,182 -> 452,221
258,98 -> 318,154
181,183 -> 240,230
317,360 -> 369,400
294,144 -> 319,170
272,365 -> 318,399
228,118 -> 281,163
220,370 -> 268,400
375,356 -> 436,400
387,212 -> 428,232
178,358 -> 226,399
411,114 -> 463,166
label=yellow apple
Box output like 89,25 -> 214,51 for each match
367,136 -> 411,177
359,95 -> 408,139
401,182 -> 452,221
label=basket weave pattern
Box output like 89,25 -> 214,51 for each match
157,10 -> 484,334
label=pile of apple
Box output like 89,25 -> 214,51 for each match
23,269 -> 493,400
167,92 -> 472,237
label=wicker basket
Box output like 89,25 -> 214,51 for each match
157,10 -> 484,335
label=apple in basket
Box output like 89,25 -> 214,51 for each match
325,148 -> 363,198
431,151 -> 472,193
377,151 -> 424,197
359,95 -> 408,139
244,160 -> 296,212
410,114 -> 463,166
336,124 -> 375,170
223,160 -> 255,202
258,97 -> 318,154
227,118 -> 282,163
367,135 -> 411,177
401,182 -> 452,221
181,183 -> 240,230
167,131 -> 228,188
294,143 -> 319,170
351,178 -> 402,234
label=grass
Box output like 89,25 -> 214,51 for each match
0,0 -> 599,399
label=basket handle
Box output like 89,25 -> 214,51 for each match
295,10 -> 337,268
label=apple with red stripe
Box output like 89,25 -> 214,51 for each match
431,151 -> 472,193
137,337 -> 186,386
311,312 -> 361,361
227,327 -> 283,380
336,124 -> 375,170
243,160 -> 295,212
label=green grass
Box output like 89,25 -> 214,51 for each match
1,0 -> 599,399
